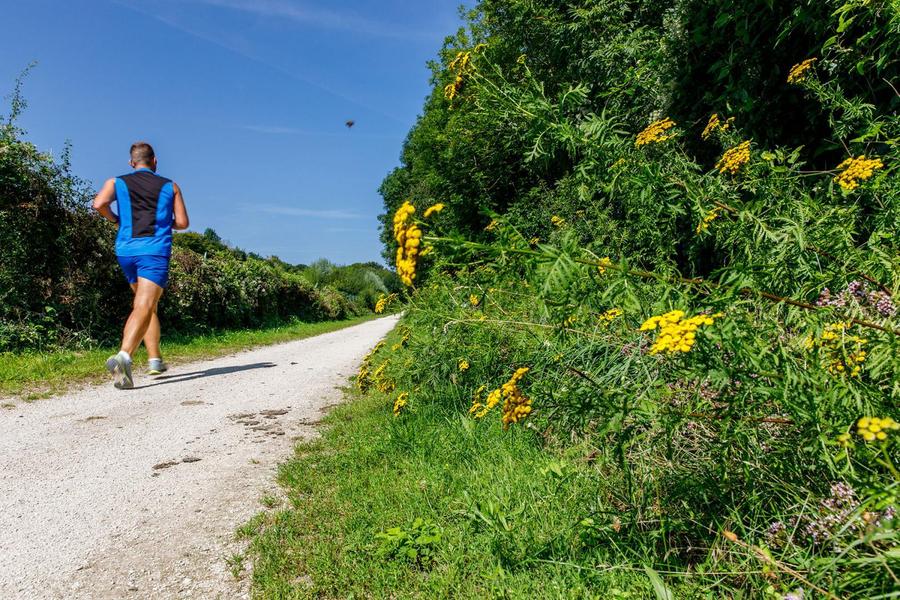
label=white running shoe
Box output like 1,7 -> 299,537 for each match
147,358 -> 168,376
105,351 -> 134,389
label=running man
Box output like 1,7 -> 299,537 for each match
92,142 -> 189,389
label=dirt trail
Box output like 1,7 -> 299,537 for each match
0,316 -> 398,599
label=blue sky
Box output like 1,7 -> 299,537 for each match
1,0 -> 468,265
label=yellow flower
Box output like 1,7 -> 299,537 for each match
393,201 -> 421,286
701,113 -> 734,140
445,50 -> 475,101
469,294 -> 480,307
393,392 -> 409,416
374,295 -> 387,314
811,322 -> 869,378
635,118 -> 677,147
834,155 -> 884,191
787,58 -> 817,84
856,416 -> 899,442
458,359 -> 470,372
596,257 -> 612,274
423,203 -> 445,218
485,219 -> 498,231
551,215 -> 566,227
716,140 -> 751,175
529,236 -> 541,246
639,310 -> 721,355
500,368 -> 532,430
696,207 -> 722,234
599,308 -> 623,323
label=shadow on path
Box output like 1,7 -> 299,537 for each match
131,362 -> 277,389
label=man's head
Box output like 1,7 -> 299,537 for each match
129,142 -> 157,171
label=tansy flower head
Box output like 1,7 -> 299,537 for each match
393,201 -> 421,286
701,113 -> 734,140
696,207 -> 722,234
639,311 -> 721,355
423,203 -> 444,218
834,155 -> 883,191
787,58 -> 817,84
596,257 -> 612,274
856,416 -> 899,442
393,392 -> 409,416
812,322 -> 868,377
636,118 -> 677,147
599,308 -> 623,323
716,141 -> 751,175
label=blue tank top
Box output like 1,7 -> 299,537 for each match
114,168 -> 176,257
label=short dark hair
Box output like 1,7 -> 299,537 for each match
130,141 -> 155,165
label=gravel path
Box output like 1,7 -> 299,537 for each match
0,315 -> 398,599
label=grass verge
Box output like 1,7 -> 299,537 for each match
0,314 -> 383,400
240,340 -> 658,598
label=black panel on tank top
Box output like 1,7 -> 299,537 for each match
120,171 -> 172,238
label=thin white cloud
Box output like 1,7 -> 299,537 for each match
110,0 -> 407,124
188,0 -> 435,40
258,204 -> 366,220
242,124 -> 401,139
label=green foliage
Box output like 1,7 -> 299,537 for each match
0,79 -> 395,352
372,0 -> 900,597
374,518 -> 442,565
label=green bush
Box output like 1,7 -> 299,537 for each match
0,76 -> 396,352
374,1 -> 899,597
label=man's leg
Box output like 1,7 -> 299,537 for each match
121,278 -> 164,356
131,282 -> 163,359
106,278 -> 164,389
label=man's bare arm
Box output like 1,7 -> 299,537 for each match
92,178 -> 119,224
172,182 -> 189,230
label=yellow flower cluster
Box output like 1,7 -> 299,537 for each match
500,368 -> 532,429
639,310 -> 721,355
357,341 -> 385,391
696,207 -> 722,234
372,361 -> 395,394
444,51 -> 473,101
635,118 -> 677,147
856,417 -> 899,442
458,359 -> 470,372
599,308 -> 623,323
391,330 -> 410,352
834,155 -> 884,191
374,293 -> 398,314
423,203 -> 444,218
469,368 -> 532,429
716,141 -> 751,175
551,215 -> 566,227
701,113 -> 734,140
469,294 -> 480,307
816,322 -> 868,377
596,257 -> 612,275
787,58 -> 817,84
393,201 -> 422,286
393,392 -> 409,417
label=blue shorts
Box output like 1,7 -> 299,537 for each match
117,255 -> 170,288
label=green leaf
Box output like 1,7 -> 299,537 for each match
643,566 -> 675,600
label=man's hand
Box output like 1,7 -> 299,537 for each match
173,182 -> 189,230
92,178 -> 119,224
